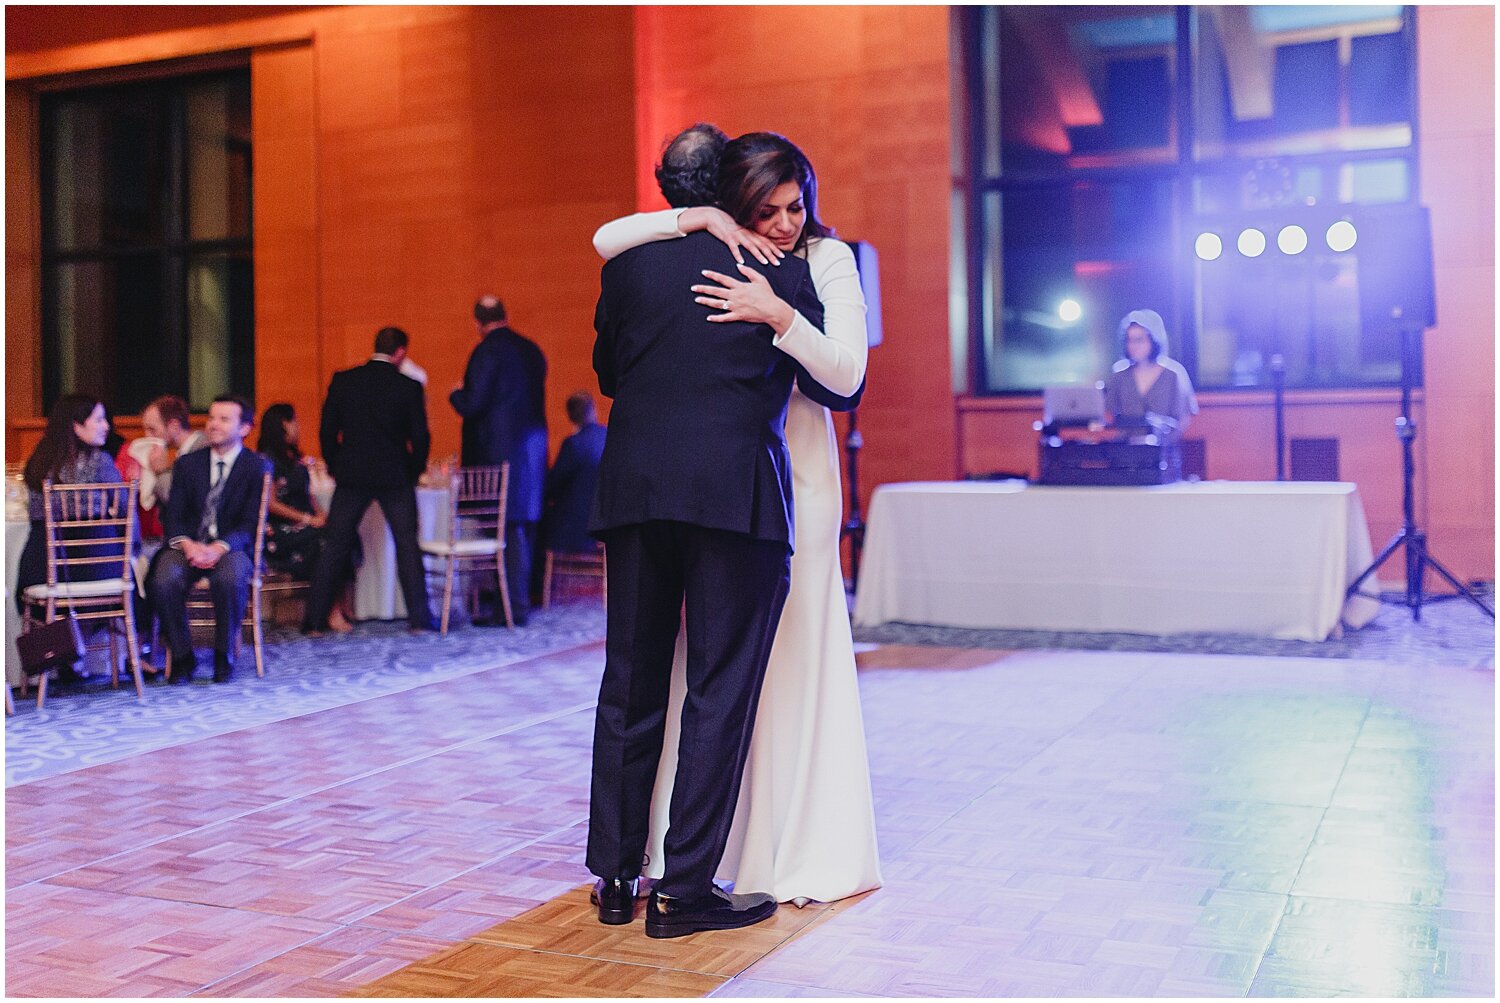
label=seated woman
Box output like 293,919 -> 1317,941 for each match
256,404 -> 355,632
16,395 -> 128,682
1104,308 -> 1198,435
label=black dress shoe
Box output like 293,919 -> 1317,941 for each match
590,876 -> 638,925
212,653 -> 234,684
169,652 -> 198,684
645,887 -> 776,939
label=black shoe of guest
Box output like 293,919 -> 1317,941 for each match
212,652 -> 234,684
644,887 -> 776,939
168,652 -> 198,684
590,876 -> 638,925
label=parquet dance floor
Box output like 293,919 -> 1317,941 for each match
5,620 -> 1493,996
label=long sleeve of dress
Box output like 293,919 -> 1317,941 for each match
592,209 -> 687,260
771,238 -> 868,397
592,214 -> 868,397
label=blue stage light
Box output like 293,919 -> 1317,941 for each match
1195,232 -> 1223,261
1277,225 -> 1309,255
1238,228 -> 1267,258
1058,299 -> 1082,323
1327,219 -> 1358,252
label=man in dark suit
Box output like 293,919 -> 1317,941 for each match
304,326 -> 435,635
450,296 -> 548,625
541,391 -> 607,557
584,166 -> 841,940
149,394 -> 272,684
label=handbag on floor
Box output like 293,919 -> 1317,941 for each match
16,614 -> 85,677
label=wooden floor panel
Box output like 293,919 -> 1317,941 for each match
6,635 -> 1493,997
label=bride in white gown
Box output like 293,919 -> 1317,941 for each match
592,131 -> 882,905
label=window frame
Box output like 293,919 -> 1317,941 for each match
36,63 -> 254,416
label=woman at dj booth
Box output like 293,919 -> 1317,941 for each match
1103,308 -> 1199,435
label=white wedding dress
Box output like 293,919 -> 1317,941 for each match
594,212 -> 883,903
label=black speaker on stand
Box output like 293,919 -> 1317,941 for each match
842,241 -> 883,589
1346,205 -> 1493,621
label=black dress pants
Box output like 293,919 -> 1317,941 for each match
149,547 -> 253,662
586,520 -> 791,900
305,484 -> 433,631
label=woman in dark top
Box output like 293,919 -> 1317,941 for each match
257,404 -> 355,631
1103,309 -> 1198,435
16,394 -> 126,613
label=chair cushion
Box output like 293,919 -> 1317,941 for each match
420,538 -> 500,557
23,579 -> 131,600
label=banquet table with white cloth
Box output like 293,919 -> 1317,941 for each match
311,484 -> 451,622
852,481 -> 1381,642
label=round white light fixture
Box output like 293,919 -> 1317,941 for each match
1277,225 -> 1309,255
1238,227 -> 1267,258
1326,219 -> 1358,252
1195,232 -> 1223,261
1058,299 -> 1082,323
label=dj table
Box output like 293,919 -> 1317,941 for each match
852,480 -> 1381,642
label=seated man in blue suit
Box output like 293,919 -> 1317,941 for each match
149,394 -> 272,683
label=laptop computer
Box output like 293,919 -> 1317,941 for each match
1042,384 -> 1105,427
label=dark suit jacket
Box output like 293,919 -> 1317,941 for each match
320,359 -> 431,490
162,446 -> 272,559
449,326 -> 548,523
543,421 -> 607,553
589,230 -> 826,547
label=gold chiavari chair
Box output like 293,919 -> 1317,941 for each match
420,464 -> 512,634
21,479 -> 144,709
543,545 -> 606,609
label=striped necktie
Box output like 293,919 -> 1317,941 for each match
199,459 -> 227,542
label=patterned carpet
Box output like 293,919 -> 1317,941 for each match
5,600 -> 607,787
855,586 -> 1496,670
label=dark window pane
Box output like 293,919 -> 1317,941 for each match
987,179 -> 1176,390
186,251 -> 255,409
43,87 -> 169,251
47,257 -> 169,415
185,76 -> 252,242
1192,5 -> 1411,162
998,5 -> 1180,175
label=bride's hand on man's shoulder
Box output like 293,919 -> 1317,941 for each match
679,207 -> 784,267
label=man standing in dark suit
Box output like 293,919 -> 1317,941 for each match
585,214 -> 828,937
541,391 -> 607,557
450,296 -> 548,625
149,394 -> 272,683
304,327 -> 435,635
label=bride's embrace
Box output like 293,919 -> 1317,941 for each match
594,126 -> 882,906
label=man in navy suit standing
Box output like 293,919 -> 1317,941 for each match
450,296 -> 548,625
149,394 -> 272,683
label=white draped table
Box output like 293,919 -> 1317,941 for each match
853,481 -> 1381,642
6,519 -> 29,686
311,485 -> 450,622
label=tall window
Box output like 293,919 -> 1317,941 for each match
963,6 -> 1419,393
40,68 -> 253,415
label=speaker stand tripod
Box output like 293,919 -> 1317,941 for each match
841,408 -> 865,588
1345,325 -> 1493,621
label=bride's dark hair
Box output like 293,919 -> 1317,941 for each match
716,132 -> 832,253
